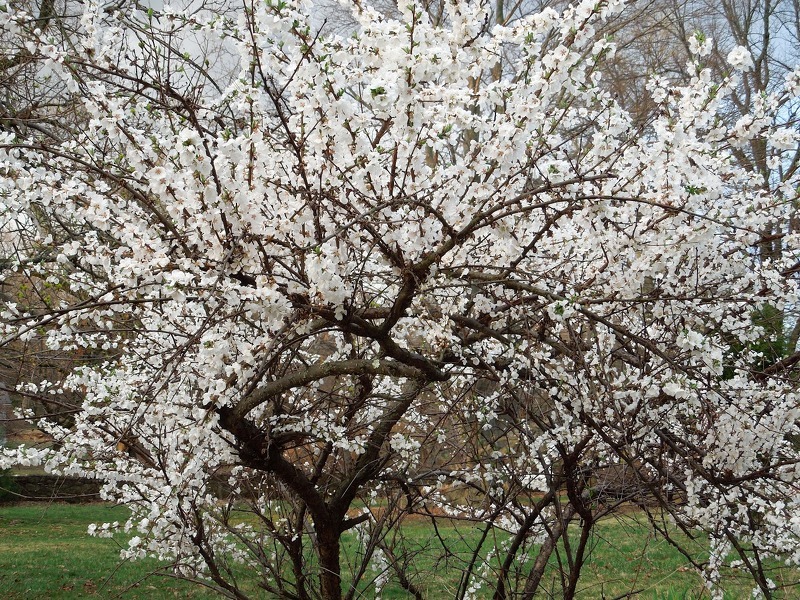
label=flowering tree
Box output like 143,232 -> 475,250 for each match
2,0 -> 800,597
604,0 -> 800,368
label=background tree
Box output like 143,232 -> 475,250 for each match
1,0 -> 800,598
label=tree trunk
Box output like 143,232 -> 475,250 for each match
318,526 -> 343,600
521,505 -> 576,600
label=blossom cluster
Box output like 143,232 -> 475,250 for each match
1,0 -> 799,596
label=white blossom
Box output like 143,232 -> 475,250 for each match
727,45 -> 755,71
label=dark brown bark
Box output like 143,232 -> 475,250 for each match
317,525 -> 343,600
521,504 -> 577,600
492,490 -> 557,600
564,516 -> 593,600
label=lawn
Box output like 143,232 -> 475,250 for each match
0,503 -> 214,599
0,503 -> 796,598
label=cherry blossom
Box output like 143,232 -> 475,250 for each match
0,0 -> 799,597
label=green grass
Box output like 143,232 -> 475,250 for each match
0,503 -> 797,598
0,503 -> 215,599
340,515 -> 705,599
569,516 -> 798,599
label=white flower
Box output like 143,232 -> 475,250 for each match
785,68 -> 800,96
662,381 -> 687,399
727,46 -> 754,72
147,166 -> 169,194
769,128 -> 799,151
688,33 -> 712,57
